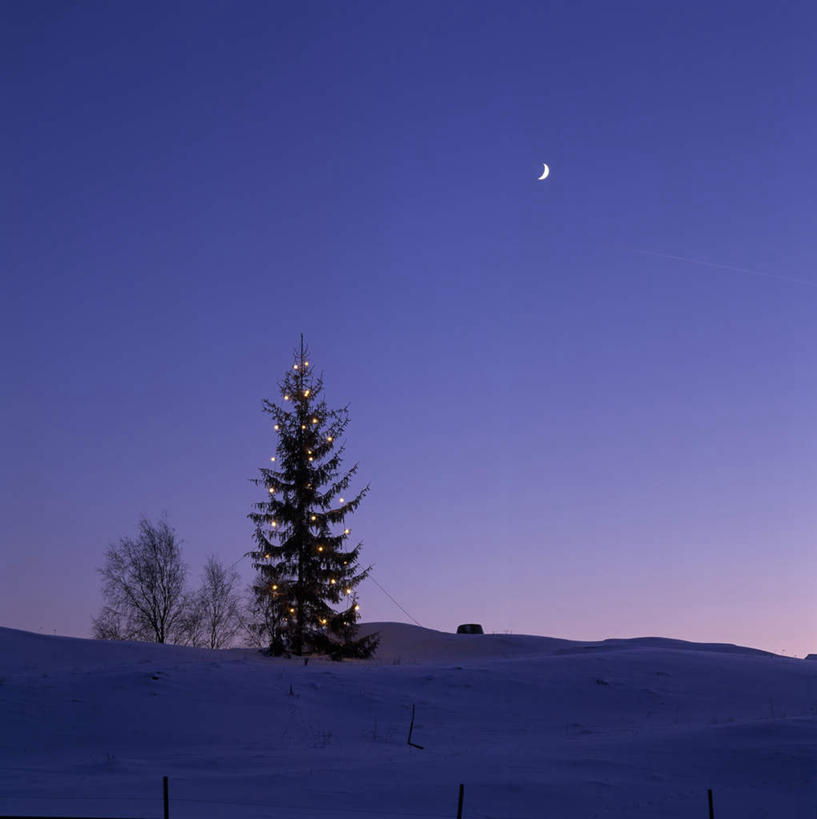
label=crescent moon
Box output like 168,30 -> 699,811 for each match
538,164 -> 550,180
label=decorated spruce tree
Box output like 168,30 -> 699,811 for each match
248,338 -> 378,659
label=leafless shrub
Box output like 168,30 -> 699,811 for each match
191,556 -> 242,649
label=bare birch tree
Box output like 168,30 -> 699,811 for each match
92,517 -> 189,643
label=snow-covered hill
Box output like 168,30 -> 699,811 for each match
0,623 -> 814,818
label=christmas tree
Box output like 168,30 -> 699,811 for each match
248,338 -> 378,659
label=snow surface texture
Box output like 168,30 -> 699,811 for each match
0,623 -> 815,818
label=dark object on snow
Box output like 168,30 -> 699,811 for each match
806,654 -> 817,661
456,623 -> 484,635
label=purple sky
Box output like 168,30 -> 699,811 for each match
2,2 -> 815,656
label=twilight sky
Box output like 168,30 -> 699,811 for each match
2,1 -> 815,656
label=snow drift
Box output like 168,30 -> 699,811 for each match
0,623 -> 814,818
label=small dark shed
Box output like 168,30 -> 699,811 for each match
456,623 -> 484,635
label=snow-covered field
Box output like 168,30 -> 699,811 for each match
0,623 -> 814,818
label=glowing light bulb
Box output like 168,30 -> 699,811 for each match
345,587 -> 351,595
304,361 -> 309,367
308,456 -> 313,462
272,584 -> 278,590
274,424 -> 279,431
304,389 -> 310,397
269,487 -> 274,494
327,436 -> 333,442
311,417 -> 318,424
271,521 -> 278,528
301,424 -> 306,430
270,456 -> 276,462
284,395 -> 290,401
289,607 -> 295,613
339,498 -> 345,504
354,604 -> 360,611
320,618 -> 327,625
344,528 -> 350,535
330,578 -> 336,584
265,553 -> 270,559
311,515 -> 316,521
293,365 -> 298,370
318,545 -> 324,552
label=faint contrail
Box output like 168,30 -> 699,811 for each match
634,249 -> 817,289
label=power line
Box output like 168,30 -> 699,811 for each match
234,549 -> 423,629
228,552 -> 248,571
634,248 -> 817,289
369,574 -> 423,627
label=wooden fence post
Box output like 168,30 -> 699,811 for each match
456,783 -> 464,819
163,775 -> 169,819
707,788 -> 714,819
407,703 -> 424,749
